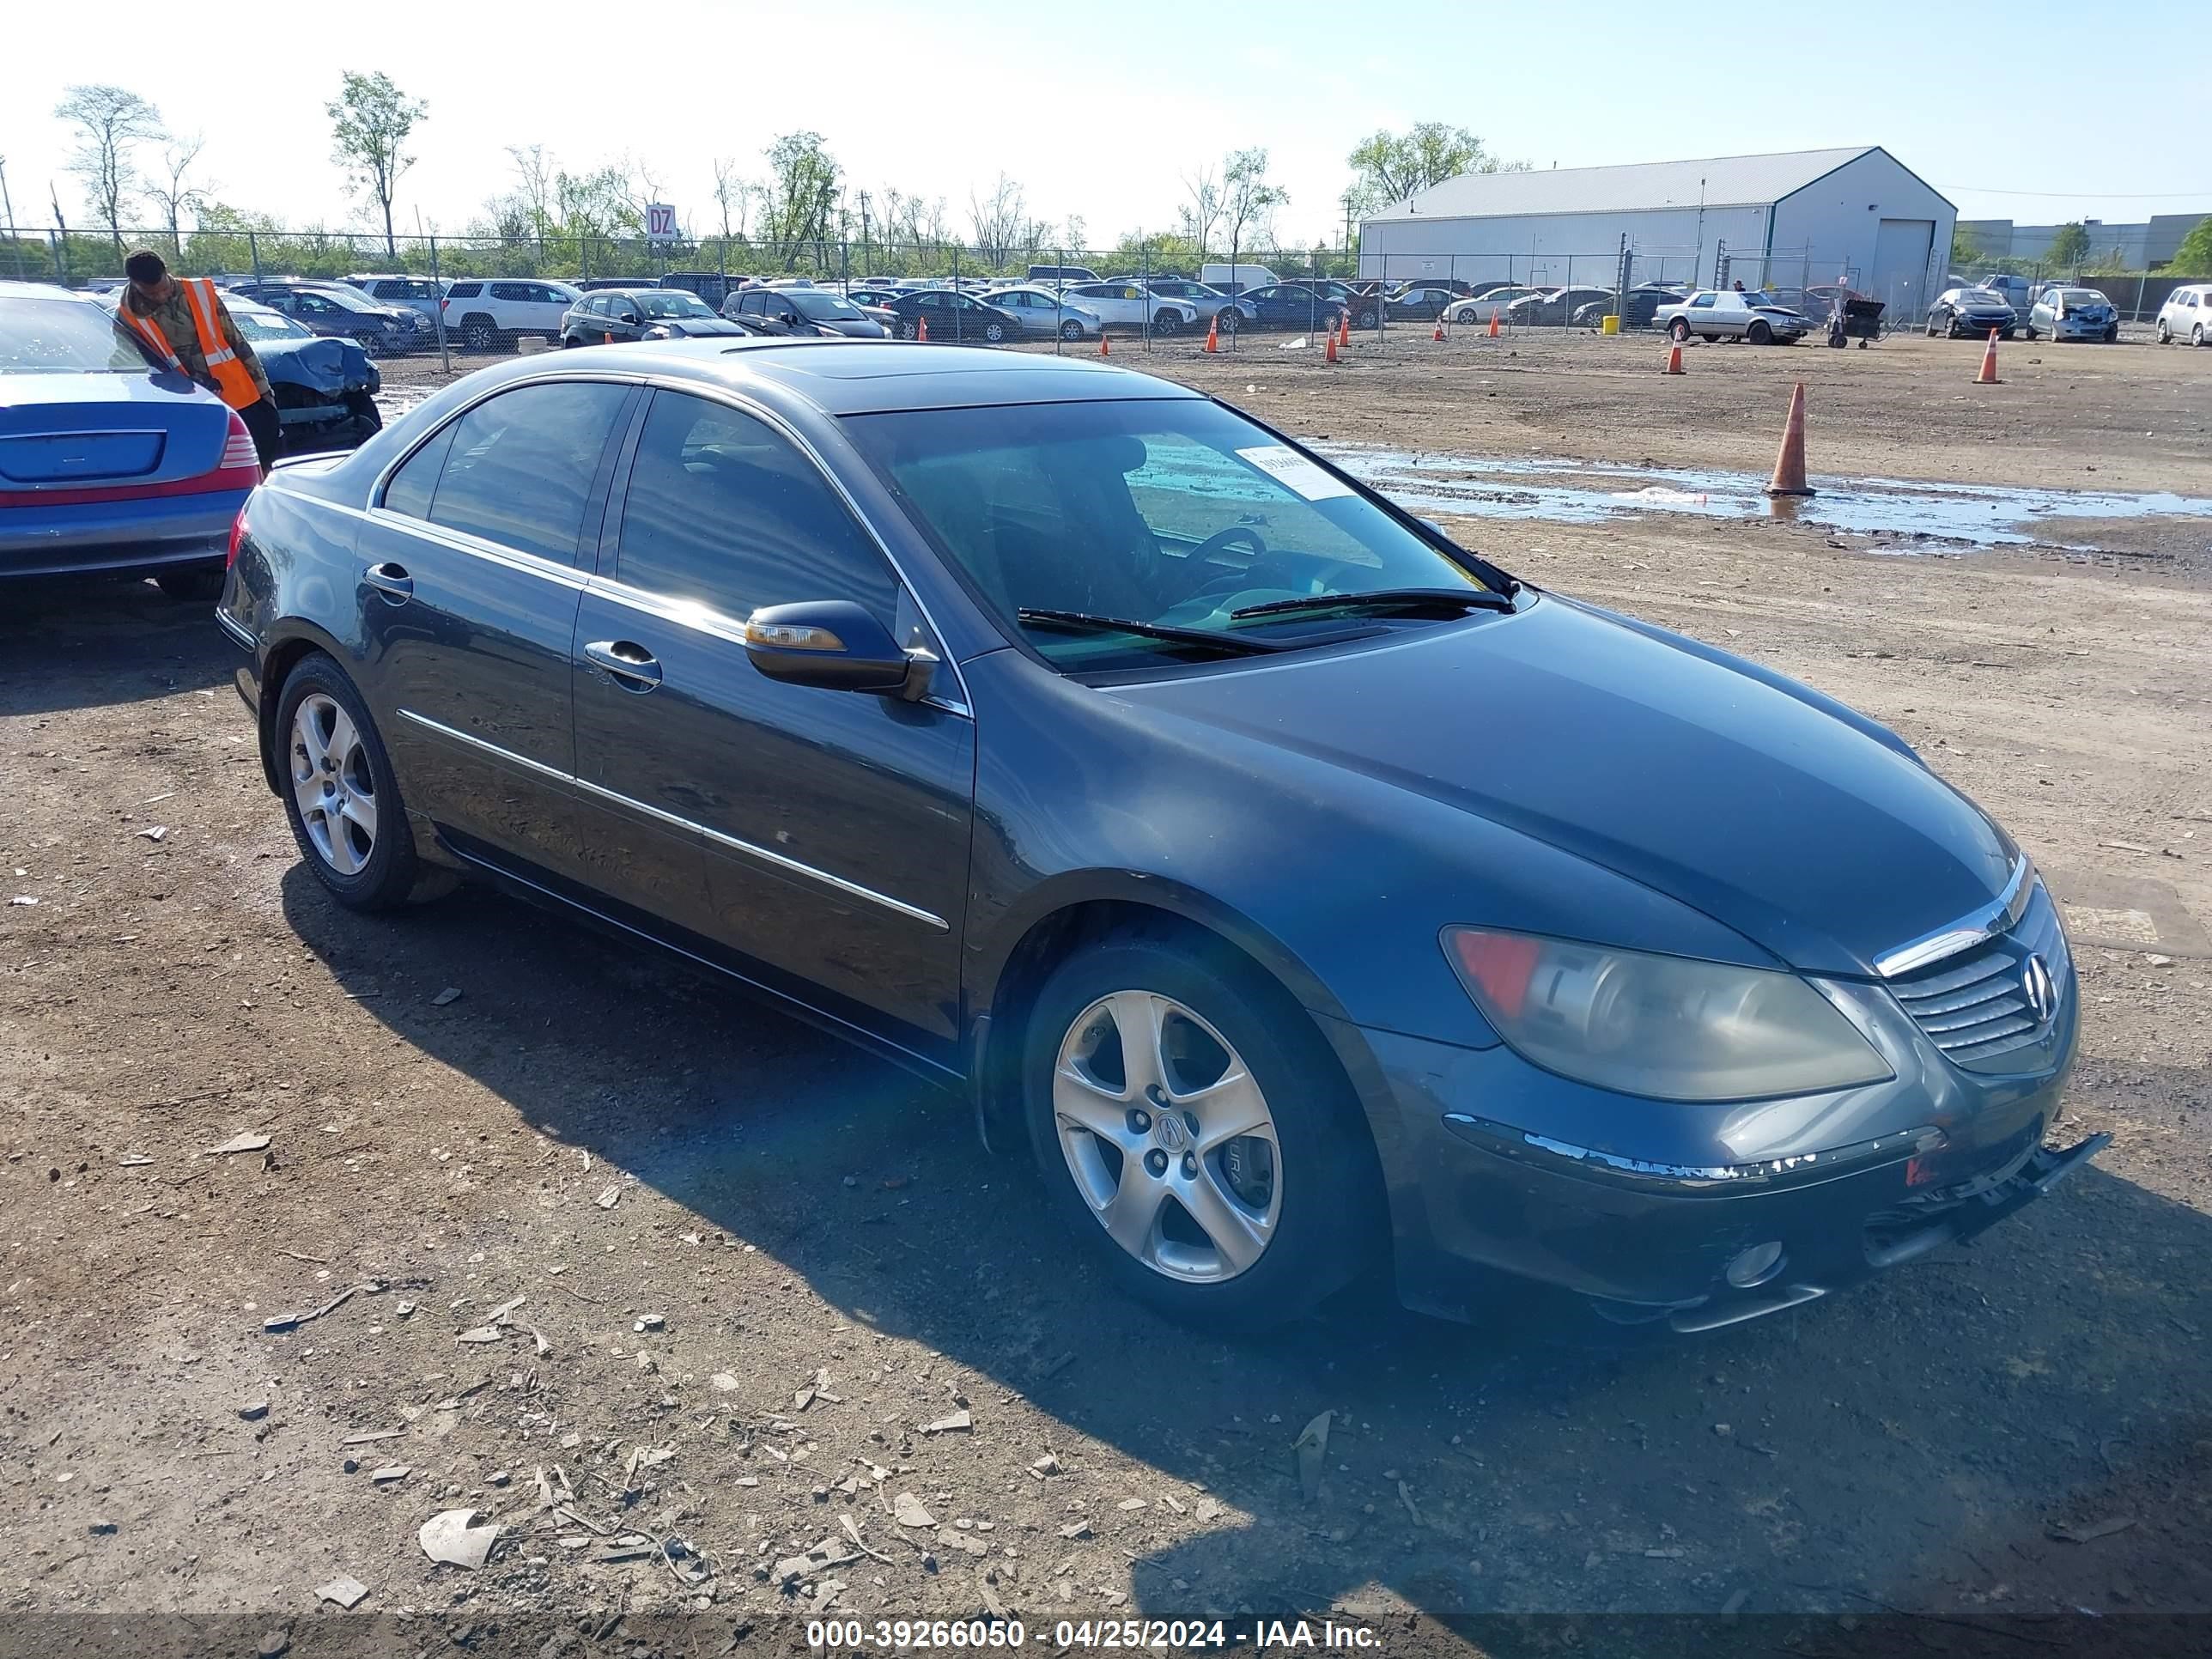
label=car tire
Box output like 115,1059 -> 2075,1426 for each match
2104,323 -> 2118,343
2154,321 -> 2170,343
1060,319 -> 1085,342
352,331 -> 384,357
2196,325 -> 2206,348
2022,325 -> 2037,341
274,653 -> 422,913
900,319 -> 920,340
1747,319 -> 1772,345
1152,311 -> 1180,337
1020,929 -> 1383,1330
1669,318 -> 1691,342
2002,328 -> 2017,341
1217,309 -> 1242,334
1925,315 -> 1941,337
983,321 -> 1006,344
460,316 -> 497,353
155,567 -> 225,602
1355,308 -> 1378,330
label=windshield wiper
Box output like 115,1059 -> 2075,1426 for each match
1230,586 -> 1516,622
1017,608 -> 1285,656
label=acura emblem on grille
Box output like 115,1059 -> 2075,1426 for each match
2021,954 -> 2057,1024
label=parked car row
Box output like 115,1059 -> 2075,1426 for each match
1924,283 -> 2120,344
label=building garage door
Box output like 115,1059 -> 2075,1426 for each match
1871,218 -> 1936,319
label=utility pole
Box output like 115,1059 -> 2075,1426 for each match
856,191 -> 871,283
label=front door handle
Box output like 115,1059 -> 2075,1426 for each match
364,561 -> 412,602
585,639 -> 662,691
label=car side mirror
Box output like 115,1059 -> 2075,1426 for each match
743,600 -> 933,701
619,309 -> 641,325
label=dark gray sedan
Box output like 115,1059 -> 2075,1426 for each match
216,341 -> 2095,1332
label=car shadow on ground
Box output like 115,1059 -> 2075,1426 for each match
0,577 -> 232,717
276,868 -> 2212,1637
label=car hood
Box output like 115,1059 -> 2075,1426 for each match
660,319 -> 746,336
256,335 -> 374,392
1109,596 -> 2012,977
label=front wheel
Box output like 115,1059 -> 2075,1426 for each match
1355,308 -> 1378,330
275,653 -> 422,912
1060,318 -> 1085,341
2156,322 -> 2171,343
1669,318 -> 1691,342
1216,309 -> 1242,334
1022,931 -> 1382,1329
982,321 -> 1006,343
2196,325 -> 2207,348
1152,311 -> 1181,337
1746,319 -> 1772,345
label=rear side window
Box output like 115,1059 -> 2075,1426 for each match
447,282 -> 481,299
614,390 -> 896,623
393,381 -> 630,563
382,422 -> 456,519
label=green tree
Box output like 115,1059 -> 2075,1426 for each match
54,84 -> 164,257
2044,222 -> 2091,270
759,132 -> 841,270
326,70 -> 427,258
1220,148 -> 1287,287
2167,216 -> 2212,276
1345,123 -> 1519,212
1950,224 -> 1983,269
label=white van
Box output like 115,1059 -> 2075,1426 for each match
1200,263 -> 1278,292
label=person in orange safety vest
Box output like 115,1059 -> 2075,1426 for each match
115,248 -> 282,472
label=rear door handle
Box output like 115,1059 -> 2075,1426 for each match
585,639 -> 662,691
364,561 -> 412,601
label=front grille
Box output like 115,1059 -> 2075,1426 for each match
1888,885 -> 2068,1071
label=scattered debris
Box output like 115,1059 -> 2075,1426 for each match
337,1429 -> 403,1447
118,1154 -> 154,1167
370,1466 -> 410,1485
1115,1498 -> 1146,1512
262,1281 -> 372,1334
431,987 -> 463,1006
257,1631 -> 289,1658
417,1508 -> 501,1571
238,1400 -> 270,1421
2100,841 -> 2154,856
314,1577 -> 369,1610
635,1313 -> 665,1333
711,1372 -> 740,1392
1030,1453 -> 1061,1478
455,1326 -> 506,1345
1194,1498 -> 1222,1523
203,1133 -> 270,1157
136,826 -> 167,842
894,1492 -> 935,1528
1057,1521 -> 1091,1540
88,1518 -> 118,1535
1397,1481 -> 1422,1528
921,1408 -> 972,1436
595,1185 -> 620,1210
487,1294 -> 527,1322
772,1541 -> 861,1589
1292,1410 -> 1333,1504
2050,1517 -> 2136,1544
8,896 -> 37,906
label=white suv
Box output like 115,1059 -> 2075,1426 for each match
439,278 -> 581,351
2155,284 -> 2210,346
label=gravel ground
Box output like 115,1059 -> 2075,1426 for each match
4,328 -> 2210,1654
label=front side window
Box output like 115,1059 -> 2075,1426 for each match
404,381 -> 631,563
845,398 -> 1507,672
615,392 -> 896,623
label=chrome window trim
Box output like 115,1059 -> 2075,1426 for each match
1874,854 -> 2035,980
395,708 -> 950,933
359,360 -> 973,716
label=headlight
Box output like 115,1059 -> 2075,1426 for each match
643,325 -> 672,339
1443,927 -> 1893,1102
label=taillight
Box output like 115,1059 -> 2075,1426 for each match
221,411 -> 259,471
227,501 -> 249,568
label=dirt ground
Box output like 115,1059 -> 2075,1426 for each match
4,326 -> 2211,1654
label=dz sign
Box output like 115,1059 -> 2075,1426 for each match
647,204 -> 677,246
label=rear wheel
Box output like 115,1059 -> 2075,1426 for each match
900,319 -> 921,340
275,653 -> 422,912
1022,931 -> 1382,1329
460,315 -> 497,353
154,567 -> 224,602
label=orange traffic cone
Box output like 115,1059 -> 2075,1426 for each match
1098,333 -> 1109,357
1432,315 -> 1445,342
916,315 -> 927,342
1975,327 -> 2001,384
1325,324 -> 1338,363
1765,382 -> 1815,497
1486,310 -> 1501,339
1203,315 -> 1219,353
1662,341 -> 1685,375
1339,311 -> 1351,349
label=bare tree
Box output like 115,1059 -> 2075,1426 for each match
1220,149 -> 1287,284
968,173 -> 1028,270
144,132 -> 212,254
507,143 -> 556,238
326,70 -> 427,257
55,85 -> 164,257
1178,166 -> 1221,255
710,157 -> 754,246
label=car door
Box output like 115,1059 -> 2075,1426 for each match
358,376 -> 638,880
570,387 -> 974,1044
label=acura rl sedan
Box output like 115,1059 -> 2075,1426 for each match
216,341 -> 2098,1332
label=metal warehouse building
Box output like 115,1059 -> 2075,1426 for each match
1361,146 -> 1956,318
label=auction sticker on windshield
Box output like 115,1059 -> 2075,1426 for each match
1236,445 -> 1353,501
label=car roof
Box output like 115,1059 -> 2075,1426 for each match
0,279 -> 81,301
497,337 -> 1204,416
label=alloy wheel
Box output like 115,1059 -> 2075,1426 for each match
1051,990 -> 1281,1284
289,692 -> 379,877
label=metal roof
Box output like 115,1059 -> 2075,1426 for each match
1365,148 -> 1892,222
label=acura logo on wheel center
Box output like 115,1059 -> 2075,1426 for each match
2021,954 -> 2057,1024
1155,1111 -> 1188,1152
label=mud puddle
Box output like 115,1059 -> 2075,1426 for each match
1317,445 -> 2212,551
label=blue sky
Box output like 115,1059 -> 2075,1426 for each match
5,0 -> 2203,246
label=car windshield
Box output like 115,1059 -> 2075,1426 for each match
2059,289 -> 2106,306
230,308 -> 313,341
640,292 -> 715,318
844,398 -> 1510,670
0,296 -> 157,375
792,292 -> 864,321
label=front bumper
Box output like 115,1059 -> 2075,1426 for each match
1336,967 -> 2087,1331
